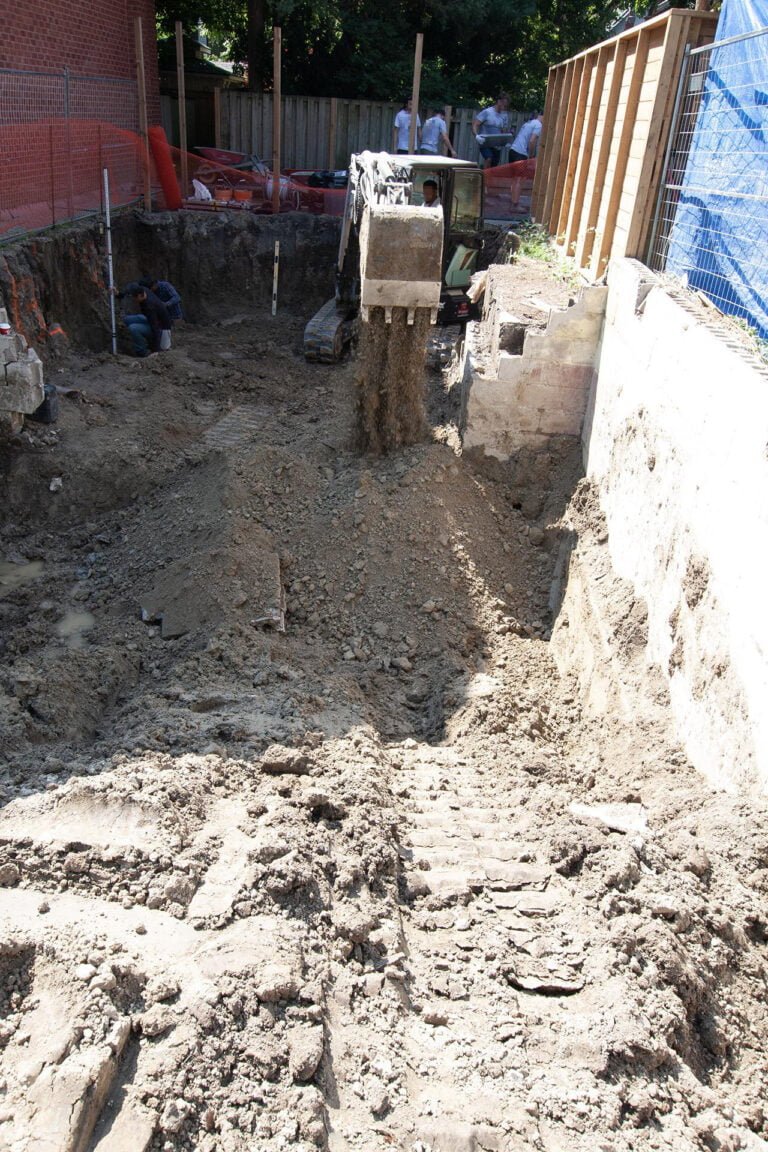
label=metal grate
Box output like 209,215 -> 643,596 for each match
0,67 -> 142,241
648,26 -> 768,337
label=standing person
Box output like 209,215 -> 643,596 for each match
472,93 -> 511,168
393,98 -> 421,154
120,282 -> 172,357
509,112 -> 543,164
139,275 -> 184,321
419,107 -> 456,157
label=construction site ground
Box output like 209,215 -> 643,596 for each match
1,284 -> 768,1152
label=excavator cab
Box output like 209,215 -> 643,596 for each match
304,153 -> 485,362
408,160 -> 485,323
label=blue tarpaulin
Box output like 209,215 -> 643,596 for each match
666,0 -> 768,337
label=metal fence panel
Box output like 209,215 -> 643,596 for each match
0,67 -> 142,241
649,26 -> 768,337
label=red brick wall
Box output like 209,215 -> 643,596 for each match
0,1 -> 161,124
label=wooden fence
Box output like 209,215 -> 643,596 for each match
532,9 -> 717,279
220,91 -> 530,168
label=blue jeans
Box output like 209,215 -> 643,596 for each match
124,314 -> 152,355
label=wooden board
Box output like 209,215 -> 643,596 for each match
556,54 -> 594,243
564,47 -> 609,257
591,27 -> 651,276
574,37 -> 628,269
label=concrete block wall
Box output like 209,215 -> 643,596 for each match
556,257 -> 768,792
0,309 -> 44,419
461,273 -> 608,460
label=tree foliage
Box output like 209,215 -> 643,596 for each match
156,0 -> 635,105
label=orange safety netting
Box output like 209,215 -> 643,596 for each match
0,126 -> 536,241
483,158 -> 537,221
162,149 -> 535,222
0,120 -> 149,239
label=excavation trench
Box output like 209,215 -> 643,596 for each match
0,213 -> 767,1152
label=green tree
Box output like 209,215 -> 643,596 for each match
156,0 -> 627,104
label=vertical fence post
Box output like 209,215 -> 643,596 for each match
443,104 -> 452,155
214,85 -> 222,148
64,67 -> 74,219
328,97 -> 338,169
272,26 -> 282,215
175,21 -> 189,198
49,123 -> 56,228
103,168 -> 118,355
409,33 -> 424,152
134,16 -> 152,211
272,241 -> 280,315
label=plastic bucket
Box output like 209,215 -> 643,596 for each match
233,187 -> 252,203
214,188 -> 233,202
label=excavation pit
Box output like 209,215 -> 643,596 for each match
0,214 -> 767,1152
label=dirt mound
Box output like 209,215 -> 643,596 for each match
1,294 -> 767,1152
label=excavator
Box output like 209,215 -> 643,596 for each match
303,151 -> 485,363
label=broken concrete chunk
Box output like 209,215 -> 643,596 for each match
288,1025 -> 324,1082
483,861 -> 549,890
2,349 -> 44,414
260,744 -> 310,775
421,1004 -> 450,1026
255,963 -> 300,1003
508,972 -> 584,995
0,333 -> 19,366
569,801 -> 648,836
136,1004 -> 176,1037
332,904 -> 379,944
0,863 -> 21,887
158,1098 -> 194,1134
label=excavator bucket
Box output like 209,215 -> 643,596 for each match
359,203 -> 444,324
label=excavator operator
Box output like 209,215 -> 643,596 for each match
422,179 -> 441,208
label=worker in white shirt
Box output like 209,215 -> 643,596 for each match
472,93 -> 511,168
393,98 -> 421,154
509,112 -> 543,163
419,108 -> 456,157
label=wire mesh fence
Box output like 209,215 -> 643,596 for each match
648,26 -> 768,338
0,67 -> 144,242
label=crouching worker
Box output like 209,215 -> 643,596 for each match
119,282 -> 172,357
139,275 -> 184,322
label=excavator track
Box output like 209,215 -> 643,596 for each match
303,298 -> 357,363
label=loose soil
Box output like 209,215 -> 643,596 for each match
1,272 -> 767,1152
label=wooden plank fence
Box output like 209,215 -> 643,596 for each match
220,91 -> 532,168
531,8 -> 717,278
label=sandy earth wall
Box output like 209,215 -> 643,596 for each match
0,211 -> 341,355
555,257 -> 768,792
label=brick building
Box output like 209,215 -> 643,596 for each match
0,1 -> 160,123
0,2 -> 162,237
